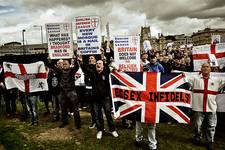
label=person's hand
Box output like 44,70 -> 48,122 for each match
100,48 -> 104,53
110,57 -> 114,63
47,55 -> 52,63
77,56 -> 83,64
37,63 -> 43,71
0,82 -> 5,89
56,59 -> 63,69
181,72 -> 186,77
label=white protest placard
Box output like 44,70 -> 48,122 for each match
211,35 -> 220,44
46,23 -> 73,59
208,54 -> 219,67
75,16 -> 101,55
114,35 -> 140,72
143,40 -> 152,52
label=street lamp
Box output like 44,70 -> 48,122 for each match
22,29 -> 26,54
33,25 -> 43,48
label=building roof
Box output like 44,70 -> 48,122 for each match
4,41 -> 21,46
192,28 -> 225,37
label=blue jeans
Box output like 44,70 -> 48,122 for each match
193,111 -> 217,142
93,96 -> 115,132
26,95 -> 39,124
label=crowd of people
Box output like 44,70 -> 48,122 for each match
0,44 -> 225,150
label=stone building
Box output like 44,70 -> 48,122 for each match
0,42 -> 47,56
140,26 -> 192,51
172,34 -> 192,48
140,26 -> 164,51
158,34 -> 166,50
191,28 -> 225,46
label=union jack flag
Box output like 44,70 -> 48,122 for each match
110,71 -> 192,124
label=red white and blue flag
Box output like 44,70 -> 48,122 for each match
110,71 -> 192,124
3,61 -> 48,93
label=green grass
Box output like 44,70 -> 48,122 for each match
0,100 -> 225,150
0,119 -> 39,150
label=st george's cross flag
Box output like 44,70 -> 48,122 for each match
183,71 -> 225,112
110,71 -> 192,124
3,61 -> 48,93
192,43 -> 225,71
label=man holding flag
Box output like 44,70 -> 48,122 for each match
3,61 -> 48,125
187,63 -> 225,150
136,54 -> 164,150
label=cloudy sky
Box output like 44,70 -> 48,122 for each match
0,0 -> 225,45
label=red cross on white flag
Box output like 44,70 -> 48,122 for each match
3,61 -> 48,93
91,18 -> 99,28
192,43 -> 225,71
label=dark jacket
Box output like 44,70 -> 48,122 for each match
53,62 -> 79,92
48,68 -> 60,95
82,64 -> 110,99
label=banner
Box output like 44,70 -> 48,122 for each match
3,61 -> 48,93
75,16 -> 101,55
192,43 -> 225,71
46,23 -> 73,59
113,36 -> 140,72
110,72 -> 191,124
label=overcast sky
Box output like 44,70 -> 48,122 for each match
0,0 -> 225,45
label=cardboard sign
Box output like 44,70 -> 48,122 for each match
114,36 -> 140,72
75,16 -> 101,55
46,23 -> 73,59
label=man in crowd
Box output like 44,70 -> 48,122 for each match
0,65 -> 18,118
161,55 -> 173,73
136,55 -> 164,150
141,52 -> 150,66
48,66 -> 60,122
187,63 -> 225,150
25,62 -> 45,126
2,88 -> 18,118
81,58 -> 118,140
145,55 -> 164,73
55,59 -> 81,129
85,55 -> 97,129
